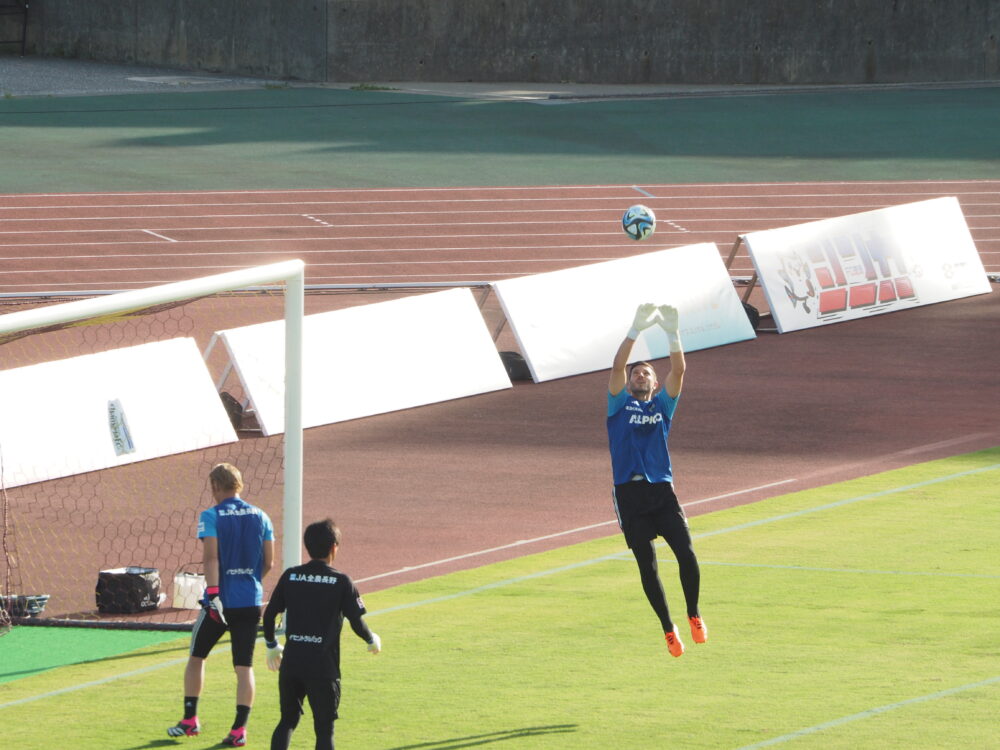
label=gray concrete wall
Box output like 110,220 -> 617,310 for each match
12,0 -> 1000,85
22,0 -> 327,81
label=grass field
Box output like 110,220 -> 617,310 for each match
2,448 -> 998,749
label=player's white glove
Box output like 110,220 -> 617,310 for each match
202,586 -> 227,626
367,632 -> 382,654
265,640 -> 283,671
657,304 -> 682,352
628,303 -> 659,340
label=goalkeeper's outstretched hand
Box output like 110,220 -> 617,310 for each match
367,632 -> 382,654
628,303 -> 659,340
657,304 -> 679,335
202,586 -> 226,625
266,641 -> 283,671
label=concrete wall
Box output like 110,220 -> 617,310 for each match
22,0 -> 327,81
11,0 -> 1000,85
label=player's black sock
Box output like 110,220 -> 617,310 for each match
233,704 -> 251,730
183,697 -> 198,720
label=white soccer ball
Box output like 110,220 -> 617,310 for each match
622,204 -> 656,241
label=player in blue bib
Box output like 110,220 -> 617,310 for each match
608,303 -> 706,658
167,463 -> 274,747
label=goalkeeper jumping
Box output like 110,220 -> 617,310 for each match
608,303 -> 706,657
263,518 -> 381,750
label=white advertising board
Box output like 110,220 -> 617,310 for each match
743,197 -> 992,333
0,338 -> 237,489
492,243 -> 756,382
217,288 -> 511,435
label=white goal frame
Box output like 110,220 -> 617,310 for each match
0,260 -> 307,570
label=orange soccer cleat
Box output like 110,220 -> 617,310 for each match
688,615 -> 708,644
665,626 -> 685,658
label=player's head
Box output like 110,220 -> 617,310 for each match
627,361 -> 658,398
304,518 -> 342,560
209,463 -> 244,496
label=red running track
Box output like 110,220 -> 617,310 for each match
1,181 -> 998,593
0,181 -> 998,294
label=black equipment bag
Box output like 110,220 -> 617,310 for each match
95,567 -> 162,614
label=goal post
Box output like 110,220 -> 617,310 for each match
0,260 -> 306,626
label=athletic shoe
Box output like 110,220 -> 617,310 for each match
688,615 -> 708,644
664,626 -> 685,658
222,727 -> 247,747
166,717 -> 200,737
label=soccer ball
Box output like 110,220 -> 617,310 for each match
622,205 -> 656,240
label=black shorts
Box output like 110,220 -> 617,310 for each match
279,669 -> 341,725
612,480 -> 690,549
189,605 -> 261,666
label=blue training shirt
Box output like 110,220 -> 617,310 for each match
198,497 -> 274,608
606,387 -> 679,485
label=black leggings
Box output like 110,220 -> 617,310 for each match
630,526 -> 701,633
270,672 -> 340,750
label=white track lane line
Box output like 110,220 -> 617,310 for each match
0,179 -> 996,199
141,229 -> 177,242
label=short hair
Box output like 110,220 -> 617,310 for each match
209,463 -> 244,494
627,361 -> 656,378
304,518 -> 342,559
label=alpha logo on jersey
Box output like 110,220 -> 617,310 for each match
629,413 -> 663,425
290,573 -> 339,585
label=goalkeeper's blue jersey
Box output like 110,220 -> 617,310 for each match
607,387 -> 679,485
198,497 -> 274,608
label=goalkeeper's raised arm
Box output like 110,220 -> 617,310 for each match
605,303 -> 701,659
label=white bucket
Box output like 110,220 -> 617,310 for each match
172,571 -> 205,609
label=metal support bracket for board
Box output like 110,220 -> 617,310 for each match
725,234 -> 759,303
475,285 -> 508,342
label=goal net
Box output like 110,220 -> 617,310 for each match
0,261 -> 304,631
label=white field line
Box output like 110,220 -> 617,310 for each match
642,559 -> 1000,579
1,464 -> 996,711
354,479 -> 795,584
733,675 -> 1000,749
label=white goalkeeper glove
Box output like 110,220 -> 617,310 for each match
657,304 -> 682,352
628,303 -> 659,340
367,632 -> 382,654
202,586 -> 226,626
265,640 -> 283,671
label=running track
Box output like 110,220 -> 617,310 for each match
2,180 -> 998,592
0,181 -> 998,294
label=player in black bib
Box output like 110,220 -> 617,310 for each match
262,519 -> 380,750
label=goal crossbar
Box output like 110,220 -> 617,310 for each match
0,260 -> 307,570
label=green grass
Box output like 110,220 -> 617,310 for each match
2,448 -> 998,748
